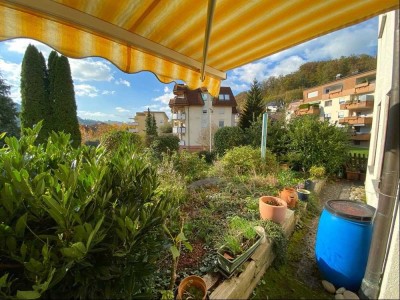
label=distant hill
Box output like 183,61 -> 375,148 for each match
78,117 -> 104,125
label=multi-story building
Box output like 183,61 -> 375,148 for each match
297,70 -> 376,147
129,111 -> 169,135
169,84 -> 238,151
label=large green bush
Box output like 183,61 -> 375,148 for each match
100,130 -> 143,152
150,134 -> 180,158
171,150 -> 209,183
0,124 -> 179,298
214,126 -> 245,156
287,115 -> 350,173
214,145 -> 277,177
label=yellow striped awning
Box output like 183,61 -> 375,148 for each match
0,0 -> 398,96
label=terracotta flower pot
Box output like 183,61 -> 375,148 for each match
259,196 -> 287,224
177,275 -> 207,300
279,187 -> 298,208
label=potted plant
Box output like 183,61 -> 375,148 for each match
308,166 -> 327,194
259,196 -> 287,224
177,275 -> 207,300
297,189 -> 311,201
217,217 -> 264,277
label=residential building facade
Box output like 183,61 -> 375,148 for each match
169,84 -> 238,151
129,111 -> 169,135
297,70 -> 376,147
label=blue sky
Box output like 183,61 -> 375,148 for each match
0,17 -> 378,122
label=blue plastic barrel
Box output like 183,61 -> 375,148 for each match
315,200 -> 375,291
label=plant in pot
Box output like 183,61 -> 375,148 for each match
307,165 -> 327,193
259,196 -> 287,224
279,187 -> 298,208
345,161 -> 360,181
177,276 -> 207,300
217,217 -> 264,277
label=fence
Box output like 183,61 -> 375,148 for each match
346,153 -> 368,172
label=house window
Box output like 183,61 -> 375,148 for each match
219,120 -> 224,128
203,109 -> 207,114
324,113 -> 331,121
325,100 -> 332,107
307,91 -> 318,98
339,98 -> 346,104
219,94 -> 230,101
338,111 -> 345,118
219,109 -> 225,114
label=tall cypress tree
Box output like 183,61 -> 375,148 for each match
20,45 -> 48,142
239,79 -> 265,129
51,55 -> 81,147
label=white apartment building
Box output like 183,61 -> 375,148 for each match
169,84 -> 238,151
298,70 -> 376,147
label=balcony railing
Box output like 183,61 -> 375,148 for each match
340,100 -> 374,111
173,126 -> 186,134
295,107 -> 320,116
338,116 -> 373,125
172,113 -> 186,120
350,133 -> 371,141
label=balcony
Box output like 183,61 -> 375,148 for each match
172,113 -> 186,120
173,126 -> 186,134
295,107 -> 320,116
338,116 -> 373,125
350,133 -> 371,141
340,100 -> 374,111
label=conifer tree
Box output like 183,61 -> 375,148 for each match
151,114 -> 158,136
239,79 -> 265,129
51,55 -> 81,147
20,44 -> 48,142
145,108 -> 157,136
0,75 -> 19,143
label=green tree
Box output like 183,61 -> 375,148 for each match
286,115 -> 350,173
20,44 -> 49,142
239,79 -> 265,129
0,75 -> 20,143
145,109 -> 158,145
214,126 -> 245,155
51,54 -> 81,147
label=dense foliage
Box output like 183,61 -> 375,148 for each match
171,151 -> 208,183
239,79 -> 265,129
100,130 -> 143,153
0,75 -> 19,144
20,45 -> 49,143
286,116 -> 350,173
150,134 -> 180,158
20,46 -> 81,146
0,124 -> 180,298
214,126 -> 245,156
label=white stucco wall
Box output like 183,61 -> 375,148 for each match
365,10 -> 399,300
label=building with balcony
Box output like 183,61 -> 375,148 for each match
129,111 -> 169,135
169,84 -> 238,151
297,70 -> 376,147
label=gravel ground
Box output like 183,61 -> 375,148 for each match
295,179 -> 364,290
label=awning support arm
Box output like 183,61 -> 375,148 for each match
200,0 -> 216,82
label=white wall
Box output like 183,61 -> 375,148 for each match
365,10 -> 399,300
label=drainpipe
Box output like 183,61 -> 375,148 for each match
360,10 -> 399,299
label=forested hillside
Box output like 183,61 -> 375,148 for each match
234,54 -> 376,111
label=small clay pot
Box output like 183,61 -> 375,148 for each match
177,275 -> 207,300
279,187 -> 298,208
259,196 -> 287,224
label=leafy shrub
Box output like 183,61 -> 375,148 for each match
100,130 -> 143,152
287,115 -> 350,173
198,150 -> 216,164
0,124 -> 178,298
214,146 -> 277,177
214,126 -> 245,155
309,166 -> 326,179
150,134 -> 180,158
171,150 -> 209,183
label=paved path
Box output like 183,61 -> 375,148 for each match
295,180 -> 363,290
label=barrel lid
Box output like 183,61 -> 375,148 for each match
325,200 -> 375,222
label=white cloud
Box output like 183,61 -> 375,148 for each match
115,106 -> 130,113
75,84 -> 99,98
69,58 -> 114,82
4,39 -> 52,57
0,58 -> 22,102
78,110 -> 117,119
115,78 -> 131,87
267,55 -> 306,77
152,86 -> 174,105
102,90 -> 116,95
